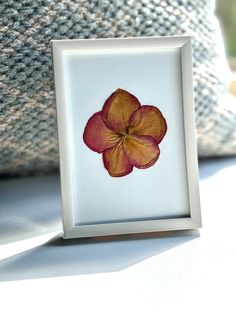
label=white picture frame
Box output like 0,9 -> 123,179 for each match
52,36 -> 202,239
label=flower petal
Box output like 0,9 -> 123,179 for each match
103,141 -> 133,177
123,135 -> 160,169
129,106 -> 167,144
83,112 -> 121,153
102,88 -> 141,134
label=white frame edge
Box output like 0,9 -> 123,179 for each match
52,36 -> 202,239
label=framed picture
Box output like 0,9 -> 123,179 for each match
52,36 -> 202,239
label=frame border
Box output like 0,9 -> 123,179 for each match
52,36 -> 202,239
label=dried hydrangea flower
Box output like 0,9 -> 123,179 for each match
83,89 -> 167,177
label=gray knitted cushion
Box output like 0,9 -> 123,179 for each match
1,0 -> 236,176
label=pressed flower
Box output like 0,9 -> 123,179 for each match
83,88 -> 167,177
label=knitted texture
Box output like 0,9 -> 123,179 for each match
1,0 -> 236,176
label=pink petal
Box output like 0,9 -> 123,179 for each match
129,105 -> 167,144
102,88 -> 141,134
83,112 -> 121,153
123,135 -> 160,169
103,140 -> 133,177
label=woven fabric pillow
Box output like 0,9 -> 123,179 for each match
1,0 -> 236,176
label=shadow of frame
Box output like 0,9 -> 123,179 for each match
0,229 -> 199,282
